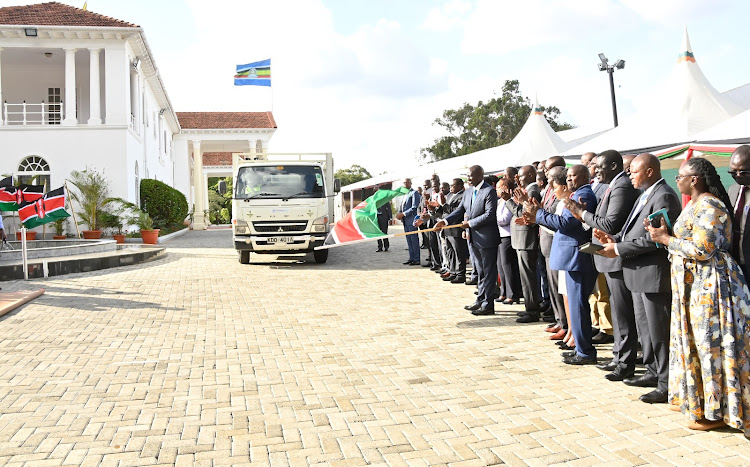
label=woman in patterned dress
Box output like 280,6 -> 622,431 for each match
646,157 -> 750,435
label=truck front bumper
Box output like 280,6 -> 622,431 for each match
234,234 -> 327,254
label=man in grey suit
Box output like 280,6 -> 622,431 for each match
501,165 -> 542,322
728,145 -> 750,280
594,153 -> 681,404
566,150 -> 640,381
436,178 -> 468,283
436,165 -> 500,315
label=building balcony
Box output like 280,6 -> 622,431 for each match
2,101 -> 64,125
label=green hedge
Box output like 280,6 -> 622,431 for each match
140,179 -> 188,230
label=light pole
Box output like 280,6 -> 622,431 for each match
598,53 -> 625,127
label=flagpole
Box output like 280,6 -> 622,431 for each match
64,180 -> 82,239
41,180 -> 47,240
314,223 -> 464,251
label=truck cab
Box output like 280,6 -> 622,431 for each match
223,153 -> 340,264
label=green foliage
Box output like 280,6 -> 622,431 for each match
68,168 -> 111,231
99,211 -> 123,235
139,179 -> 188,230
421,80 -> 576,162
334,165 -> 372,187
107,197 -> 154,231
207,177 -> 232,225
53,217 -> 67,236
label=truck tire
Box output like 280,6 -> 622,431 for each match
239,250 -> 250,264
313,249 -> 328,264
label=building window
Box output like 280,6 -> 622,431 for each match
17,155 -> 51,187
47,88 -> 61,124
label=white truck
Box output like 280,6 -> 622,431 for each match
219,152 -> 340,264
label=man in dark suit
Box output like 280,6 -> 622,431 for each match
565,150 -> 640,381
524,164 -> 598,363
396,178 -> 422,265
436,165 -> 500,315
729,144 -> 750,279
594,153 -> 681,403
502,165 -> 542,322
375,189 -> 392,252
436,178 -> 468,283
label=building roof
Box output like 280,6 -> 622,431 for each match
176,112 -> 277,130
202,152 -> 233,167
0,2 -> 139,28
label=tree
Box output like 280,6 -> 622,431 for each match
420,80 -> 575,162
334,165 -> 372,187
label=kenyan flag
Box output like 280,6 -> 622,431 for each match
0,184 -> 44,211
18,186 -> 70,228
323,186 -> 410,247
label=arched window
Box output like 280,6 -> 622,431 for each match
134,161 -> 140,206
17,155 -> 51,187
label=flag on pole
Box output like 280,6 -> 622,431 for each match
323,187 -> 410,247
235,59 -> 271,87
18,186 -> 71,229
83,1 -> 88,10
0,184 -> 44,211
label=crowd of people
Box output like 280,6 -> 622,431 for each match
394,146 -> 750,437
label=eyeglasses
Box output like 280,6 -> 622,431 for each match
675,174 -> 695,182
729,170 -> 750,177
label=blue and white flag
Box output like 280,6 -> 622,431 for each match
235,59 -> 271,87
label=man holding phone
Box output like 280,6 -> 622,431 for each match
593,153 -> 681,404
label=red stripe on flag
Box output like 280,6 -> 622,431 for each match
331,212 -> 365,243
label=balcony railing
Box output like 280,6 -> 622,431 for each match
2,101 -> 64,125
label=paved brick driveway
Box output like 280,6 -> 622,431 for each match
0,229 -> 748,465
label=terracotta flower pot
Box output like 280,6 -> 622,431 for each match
16,231 -> 37,241
53,235 -> 66,240
140,229 -> 160,245
113,234 -> 126,244
82,230 -> 102,239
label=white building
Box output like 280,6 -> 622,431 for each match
0,2 -> 275,232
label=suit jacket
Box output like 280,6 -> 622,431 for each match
507,182 -> 542,250
728,183 -> 749,264
591,181 -> 609,202
398,189 -> 420,221
377,201 -> 392,222
539,199 -> 559,258
437,190 -> 465,237
581,172 -> 640,272
536,184 -> 597,272
445,182 -> 500,249
616,179 -> 681,293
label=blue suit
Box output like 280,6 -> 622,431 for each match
536,184 -> 598,359
445,182 -> 501,309
399,188 -> 421,262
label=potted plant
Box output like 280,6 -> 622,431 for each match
109,198 -> 160,245
16,230 -> 37,241
100,210 -> 125,243
53,218 -> 67,240
68,168 -> 111,239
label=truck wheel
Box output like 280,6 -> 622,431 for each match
239,250 -> 250,264
313,249 -> 328,264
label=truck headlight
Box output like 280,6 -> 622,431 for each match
234,218 -> 250,234
311,215 -> 329,233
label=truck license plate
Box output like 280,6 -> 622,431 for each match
268,237 -> 293,244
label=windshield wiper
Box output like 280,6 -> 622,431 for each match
282,192 -> 310,200
242,192 -> 278,201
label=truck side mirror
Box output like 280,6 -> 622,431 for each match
334,178 -> 341,193
218,180 -> 227,196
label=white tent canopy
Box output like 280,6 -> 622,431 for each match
564,27 -> 743,156
694,106 -> 750,143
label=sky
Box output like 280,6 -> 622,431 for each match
6,0 -> 750,174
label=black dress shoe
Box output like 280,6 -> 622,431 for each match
624,374 -> 658,388
605,367 -> 635,382
464,303 -> 481,311
558,343 -> 576,351
465,279 -> 478,285
471,307 -> 494,316
596,360 -> 618,372
376,248 -> 383,252
592,331 -> 615,344
640,389 -> 668,404
516,313 -> 539,323
561,350 -> 577,358
403,260 -> 413,265
542,314 -> 556,323
442,274 -> 456,282
410,261 -> 421,265
563,354 -> 597,365
450,276 -> 466,284
422,262 -> 432,267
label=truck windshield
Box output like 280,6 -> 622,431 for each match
236,165 -> 325,199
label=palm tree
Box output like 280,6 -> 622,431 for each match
68,168 -> 111,231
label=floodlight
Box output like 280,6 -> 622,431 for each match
598,53 -> 607,63
614,59 -> 625,70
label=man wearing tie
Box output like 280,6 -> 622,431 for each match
396,178 -> 421,265
435,165 -> 500,315
729,145 -> 750,280
594,153 -> 681,403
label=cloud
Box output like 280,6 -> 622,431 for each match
421,0 -> 472,31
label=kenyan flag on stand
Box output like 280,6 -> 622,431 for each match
323,186 -> 410,247
0,183 -> 44,211
18,186 -> 71,228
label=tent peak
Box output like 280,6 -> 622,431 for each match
532,95 -> 543,116
678,26 -> 695,64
